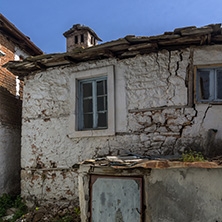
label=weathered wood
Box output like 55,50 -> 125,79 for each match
87,38 -> 129,50
109,44 -> 131,52
211,35 -> 222,43
174,26 -> 196,34
35,62 -> 47,70
181,27 -> 213,36
125,34 -> 180,43
64,56 -> 77,63
158,36 -> 202,46
128,42 -> 157,51
208,23 -> 221,34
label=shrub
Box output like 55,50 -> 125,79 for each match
182,150 -> 205,162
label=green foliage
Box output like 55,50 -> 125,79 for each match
0,194 -> 15,219
182,150 -> 206,162
74,207 -> 80,216
0,194 -> 27,222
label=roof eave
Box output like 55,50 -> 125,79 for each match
0,13 -> 43,55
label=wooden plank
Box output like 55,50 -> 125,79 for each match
125,34 -> 180,43
158,36 -> 202,46
174,26 -> 196,34
181,27 -> 213,36
211,35 -> 222,43
128,42 -> 157,51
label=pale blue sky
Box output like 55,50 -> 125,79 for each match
2,0 -> 222,54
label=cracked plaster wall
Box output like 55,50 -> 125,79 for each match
21,46 -> 222,204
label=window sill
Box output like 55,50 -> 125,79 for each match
195,101 -> 222,105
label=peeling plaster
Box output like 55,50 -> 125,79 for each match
21,46 -> 222,204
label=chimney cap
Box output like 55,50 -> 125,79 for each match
63,24 -> 102,41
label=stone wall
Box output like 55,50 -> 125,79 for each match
21,45 -> 222,204
0,87 -> 22,195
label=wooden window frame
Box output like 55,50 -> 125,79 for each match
79,77 -> 108,130
68,66 -> 115,138
194,64 -> 222,104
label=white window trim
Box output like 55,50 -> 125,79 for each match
68,66 -> 115,138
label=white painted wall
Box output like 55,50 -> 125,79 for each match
21,45 -> 222,204
14,46 -> 29,96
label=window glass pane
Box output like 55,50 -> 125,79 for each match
217,70 -> 222,99
199,71 -> 210,100
83,83 -> 92,97
83,99 -> 93,113
97,96 -> 105,111
97,80 -> 104,96
98,112 -> 107,128
84,114 -> 93,129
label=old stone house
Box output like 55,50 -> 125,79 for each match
0,14 -> 42,194
5,23 -> 222,205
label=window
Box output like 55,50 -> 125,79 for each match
196,68 -> 222,102
68,66 -> 115,137
79,77 -> 107,130
75,36 -> 78,44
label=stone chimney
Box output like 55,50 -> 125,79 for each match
63,24 -> 102,52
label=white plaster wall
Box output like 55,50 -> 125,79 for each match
21,46 -> 222,204
14,46 -> 29,96
0,123 -> 21,195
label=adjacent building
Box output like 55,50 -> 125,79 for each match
0,14 -> 42,195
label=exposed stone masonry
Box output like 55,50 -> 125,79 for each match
18,44 -> 222,205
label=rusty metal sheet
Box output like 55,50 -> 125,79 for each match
110,160 -> 222,169
90,175 -> 143,222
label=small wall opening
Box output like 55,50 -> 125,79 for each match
81,34 -> 84,43
75,36 -> 78,44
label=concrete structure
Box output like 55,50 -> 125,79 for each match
5,24 -> 222,205
0,14 -> 42,195
63,24 -> 102,52
78,160 -> 222,222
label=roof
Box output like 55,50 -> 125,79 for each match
63,24 -> 102,41
4,23 -> 222,76
0,14 -> 43,56
79,155 -> 222,170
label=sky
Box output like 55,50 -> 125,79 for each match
2,0 -> 222,54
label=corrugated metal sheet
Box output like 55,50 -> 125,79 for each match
91,175 -> 143,222
80,156 -> 222,170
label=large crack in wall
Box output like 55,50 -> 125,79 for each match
21,46 -> 222,204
